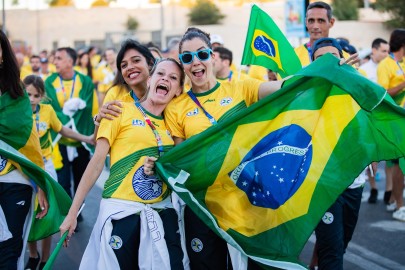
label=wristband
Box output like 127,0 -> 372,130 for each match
93,114 -> 100,126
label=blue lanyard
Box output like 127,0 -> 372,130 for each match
228,71 -> 233,81
187,90 -> 217,125
130,91 -> 165,156
390,53 -> 405,78
305,42 -> 312,63
59,72 -> 77,101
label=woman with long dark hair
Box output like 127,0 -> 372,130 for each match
0,30 -> 48,269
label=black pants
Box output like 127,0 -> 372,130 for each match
184,206 -> 262,270
111,208 -> 184,270
57,145 -> 90,198
315,187 -> 363,270
0,182 -> 32,270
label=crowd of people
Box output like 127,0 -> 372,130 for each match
0,1 -> 404,270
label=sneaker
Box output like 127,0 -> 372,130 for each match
384,191 -> 392,205
25,252 -> 40,270
368,188 -> 378,204
386,202 -> 397,212
393,206 -> 405,221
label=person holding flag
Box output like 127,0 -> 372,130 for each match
0,30 -> 49,269
144,26 -> 286,270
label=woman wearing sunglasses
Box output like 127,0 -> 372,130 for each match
59,58 -> 187,270
144,27 -> 284,270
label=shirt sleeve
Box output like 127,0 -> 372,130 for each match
241,78 -> 261,106
49,106 -> 63,133
97,106 -> 123,146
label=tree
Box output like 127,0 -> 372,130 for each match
126,16 -> 139,31
188,0 -> 225,25
332,0 -> 359,20
47,0 -> 74,6
375,0 -> 405,28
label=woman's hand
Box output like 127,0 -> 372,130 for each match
36,188 -> 49,219
84,134 -> 96,145
144,156 -> 157,175
97,100 -> 123,121
59,213 -> 77,248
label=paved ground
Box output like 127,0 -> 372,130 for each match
25,164 -> 405,269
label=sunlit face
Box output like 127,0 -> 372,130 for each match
313,46 -> 341,60
105,49 -> 116,66
180,38 -> 215,87
120,48 -> 150,89
212,51 -> 225,76
26,84 -> 42,108
30,57 -> 41,72
54,50 -> 74,74
147,60 -> 183,106
306,8 -> 335,42
373,43 -> 389,63
80,53 -> 89,67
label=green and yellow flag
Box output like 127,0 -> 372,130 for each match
156,54 -> 405,269
241,4 -> 302,78
0,91 -> 72,241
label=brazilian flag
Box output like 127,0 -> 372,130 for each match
156,54 -> 405,269
241,4 -> 301,78
0,91 -> 72,241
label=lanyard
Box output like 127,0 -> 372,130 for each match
131,91 -> 165,156
305,42 -> 313,63
187,90 -> 217,125
59,72 -> 77,101
34,105 -> 40,133
228,71 -> 233,82
390,53 -> 405,79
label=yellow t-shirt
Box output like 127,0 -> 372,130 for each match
33,104 -> 63,160
247,65 -> 268,81
95,65 -> 115,94
377,56 -> 405,104
20,66 -> 32,80
74,66 -> 89,76
164,79 -> 262,139
102,85 -> 133,105
97,102 -> 173,202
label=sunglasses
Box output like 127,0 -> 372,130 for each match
179,49 -> 213,65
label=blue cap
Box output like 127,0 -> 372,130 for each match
311,37 -> 344,61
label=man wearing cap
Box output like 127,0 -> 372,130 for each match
39,57 -> 51,80
310,37 -> 367,270
210,34 -> 224,48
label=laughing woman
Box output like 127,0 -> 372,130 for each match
59,58 -> 186,270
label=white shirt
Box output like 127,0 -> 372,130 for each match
360,59 -> 378,83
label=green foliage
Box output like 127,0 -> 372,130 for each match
375,0 -> 405,28
188,0 -> 225,25
126,16 -> 139,31
332,0 -> 359,20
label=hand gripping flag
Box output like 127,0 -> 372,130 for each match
241,4 -> 302,78
156,54 -> 405,269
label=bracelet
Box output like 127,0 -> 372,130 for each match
93,114 -> 100,126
